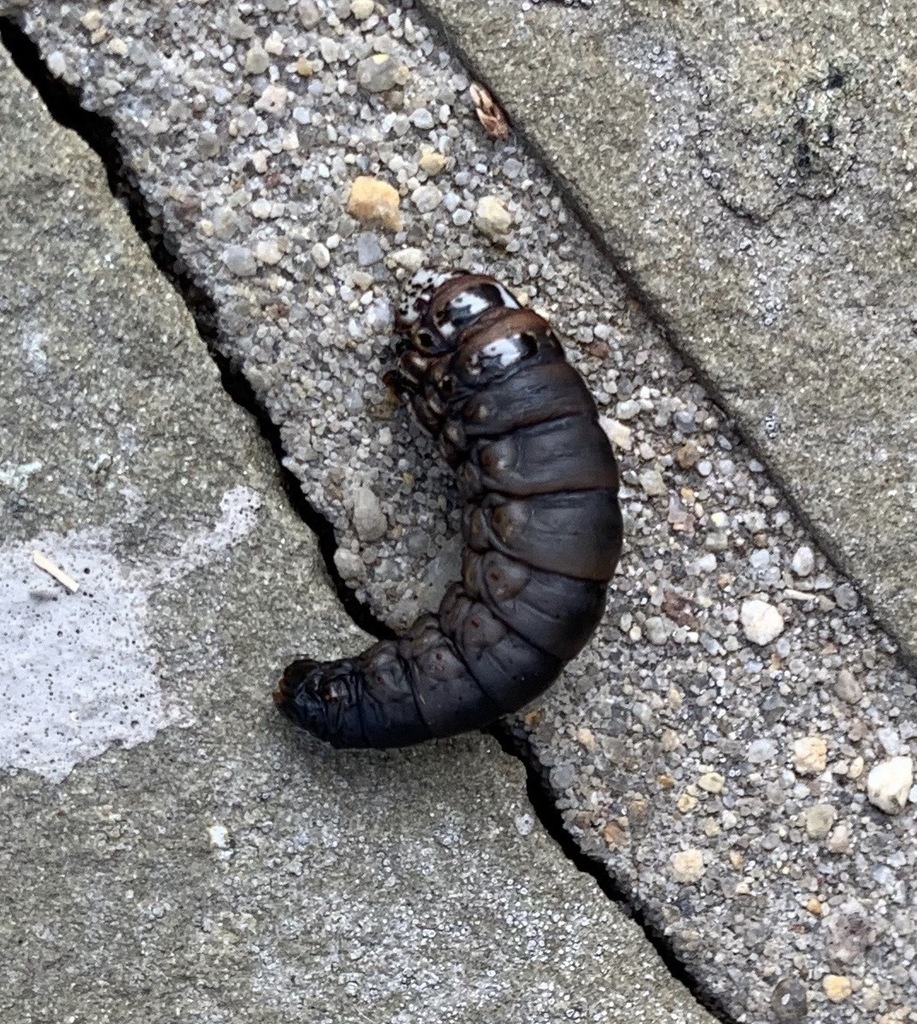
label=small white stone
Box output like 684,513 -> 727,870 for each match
333,548 -> 364,582
264,30 -> 285,55
600,418 -> 632,450
410,108 -> 435,130
207,824 -> 230,849
319,38 -> 340,62
740,599 -> 784,645
389,247 -> 425,272
791,545 -> 815,576
255,84 -> 288,113
867,756 -> 913,815
670,848 -> 706,883
351,0 -> 375,19
793,736 -> 828,775
614,399 -> 641,420
639,468 -> 666,497
411,184 -> 443,213
310,242 -> 331,269
256,239 -> 284,265
297,0 -> 321,28
223,245 -> 257,277
47,51 -> 67,77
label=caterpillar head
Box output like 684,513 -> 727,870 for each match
397,267 -> 521,355
396,266 -> 456,332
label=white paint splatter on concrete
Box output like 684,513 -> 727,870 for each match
157,485 -> 263,584
0,486 -> 262,782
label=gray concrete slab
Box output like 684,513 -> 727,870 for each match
420,0 -> 917,668
5,2 -> 916,1022
0,40 -> 715,1024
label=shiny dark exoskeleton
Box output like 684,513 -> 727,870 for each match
274,269 -> 622,748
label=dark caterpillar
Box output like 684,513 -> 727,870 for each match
274,269 -> 622,748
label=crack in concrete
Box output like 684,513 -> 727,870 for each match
0,15 -> 394,647
0,15 -> 732,1022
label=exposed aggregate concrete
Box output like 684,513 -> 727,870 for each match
4,1 -> 917,1021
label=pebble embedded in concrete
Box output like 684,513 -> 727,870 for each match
866,756 -> 913,815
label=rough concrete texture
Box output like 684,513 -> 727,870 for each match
0,44 -> 715,1024
422,0 -> 917,667
4,1 -> 916,1022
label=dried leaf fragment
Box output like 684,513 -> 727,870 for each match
469,82 -> 510,140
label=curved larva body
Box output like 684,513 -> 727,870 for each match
274,270 -> 622,748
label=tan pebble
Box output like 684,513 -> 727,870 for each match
876,1008 -> 913,1024
848,755 -> 865,779
670,848 -> 706,883
657,773 -> 675,790
698,771 -> 725,794
419,145 -> 447,175
675,441 -> 702,468
803,803 -> 837,839
826,821 -> 853,854
474,195 -> 513,241
676,793 -> 698,813
728,849 -> 744,870
351,0 -> 375,19
296,56 -> 314,77
805,897 -> 822,915
628,799 -> 650,824
81,8 -> 102,30
575,727 -> 595,751
703,817 -> 720,837
346,176 -> 402,230
823,975 -> 852,1002
602,821 -> 629,847
107,37 -> 128,57
660,728 -> 680,752
793,736 -> 828,775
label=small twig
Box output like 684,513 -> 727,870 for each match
32,550 -> 80,592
